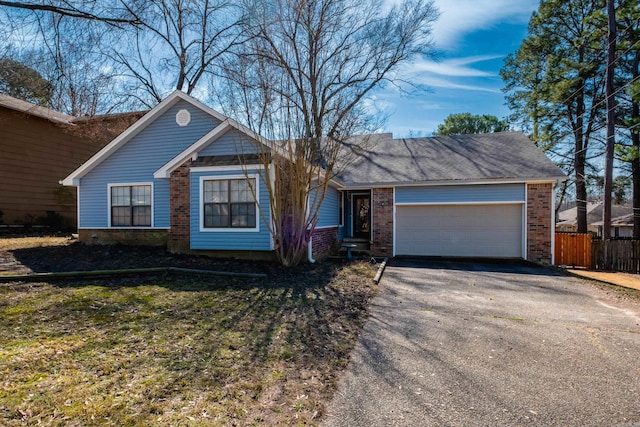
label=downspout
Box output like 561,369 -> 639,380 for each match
308,236 -> 316,263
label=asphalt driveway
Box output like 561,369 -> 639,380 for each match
323,259 -> 640,427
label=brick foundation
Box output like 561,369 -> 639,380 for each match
310,226 -> 338,260
527,183 -> 553,264
168,160 -> 191,253
371,188 -> 393,256
79,229 -> 168,246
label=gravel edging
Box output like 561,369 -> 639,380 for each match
0,266 -> 267,283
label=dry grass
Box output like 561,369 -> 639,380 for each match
0,238 -> 378,426
568,269 -> 640,292
0,236 -> 71,251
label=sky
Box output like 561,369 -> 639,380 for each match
378,0 -> 539,137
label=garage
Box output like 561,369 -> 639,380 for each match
394,184 -> 526,258
395,203 -> 523,257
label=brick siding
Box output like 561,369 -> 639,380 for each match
371,187 -> 393,256
78,229 -> 168,246
527,183 -> 553,264
168,160 -> 191,253
310,226 -> 338,260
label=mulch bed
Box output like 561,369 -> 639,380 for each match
1,238 -> 283,277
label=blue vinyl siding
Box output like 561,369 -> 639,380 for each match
190,169 -> 272,251
78,100 -> 220,228
197,129 -> 262,156
395,183 -> 525,205
313,185 -> 341,229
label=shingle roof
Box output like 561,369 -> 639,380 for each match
557,202 -> 633,226
592,213 -> 634,227
337,132 -> 565,185
0,94 -> 74,123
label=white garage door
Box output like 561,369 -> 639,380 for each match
396,204 -> 523,258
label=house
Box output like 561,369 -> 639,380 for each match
556,201 -> 633,236
591,213 -> 634,237
62,91 -> 566,264
0,94 -> 143,228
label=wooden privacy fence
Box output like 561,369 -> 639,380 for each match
592,239 -> 640,273
555,233 -> 640,273
554,233 -> 592,268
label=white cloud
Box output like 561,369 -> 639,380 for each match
410,55 -> 502,77
430,0 -> 538,49
414,76 -> 501,93
396,55 -> 503,93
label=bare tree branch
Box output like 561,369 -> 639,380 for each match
0,1 -> 140,26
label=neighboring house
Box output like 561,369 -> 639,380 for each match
556,201 -> 633,236
0,94 -> 143,227
592,213 -> 634,237
62,91 -> 566,264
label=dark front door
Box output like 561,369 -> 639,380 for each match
352,195 -> 371,239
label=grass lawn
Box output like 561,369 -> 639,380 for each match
0,238 -> 378,426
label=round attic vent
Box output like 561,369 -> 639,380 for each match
176,109 -> 191,127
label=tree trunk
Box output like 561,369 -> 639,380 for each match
573,84 -> 588,234
602,0 -> 616,241
632,54 -> 640,239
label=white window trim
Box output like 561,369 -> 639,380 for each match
199,174 -> 260,233
191,164 -> 264,173
107,182 -> 155,228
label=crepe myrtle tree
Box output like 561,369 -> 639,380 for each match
216,0 -> 439,266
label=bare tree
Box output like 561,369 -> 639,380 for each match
1,2 -> 138,115
32,12 -> 124,116
217,0 -> 439,266
1,0 -> 246,110
106,0 -> 246,106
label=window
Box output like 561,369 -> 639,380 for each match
203,178 -> 257,229
110,185 -> 152,227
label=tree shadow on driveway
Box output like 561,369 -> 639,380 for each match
389,257 -> 566,277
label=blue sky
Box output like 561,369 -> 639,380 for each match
377,0 -> 539,137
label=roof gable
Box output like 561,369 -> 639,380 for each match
61,91 -> 231,185
154,121 -> 269,178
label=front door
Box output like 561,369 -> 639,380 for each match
352,195 -> 371,239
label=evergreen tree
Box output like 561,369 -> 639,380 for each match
0,58 -> 52,105
434,113 -> 509,135
501,0 -> 607,233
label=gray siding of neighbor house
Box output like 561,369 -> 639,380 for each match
395,183 -> 526,205
190,168 -> 272,251
78,100 -> 220,228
